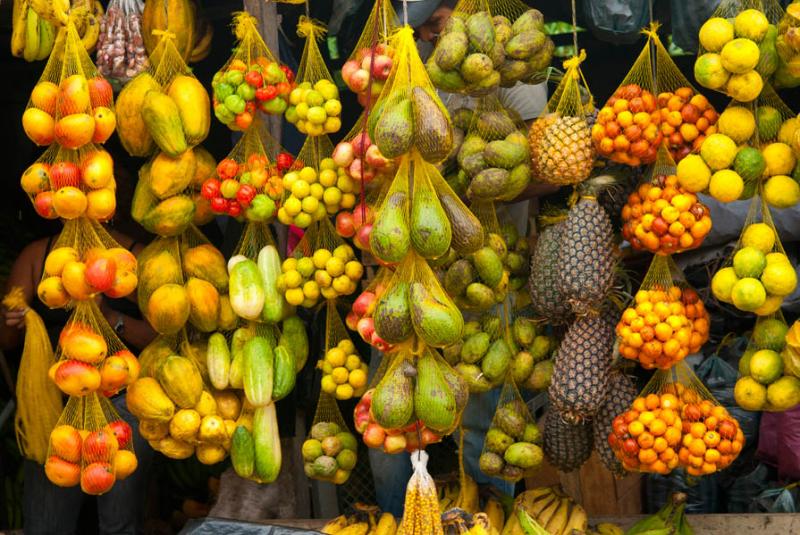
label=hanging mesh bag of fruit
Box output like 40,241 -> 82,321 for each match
96,0 -> 149,88
318,300 -> 369,402
46,393 -> 136,494
593,368 -> 639,476
695,0 -> 784,102
782,316 -> 800,392
735,311 -> 800,412
135,235 -> 187,333
335,174 -> 391,254
23,17 -> 116,149
370,26 -> 453,164
341,0 -> 398,106
609,360 -> 745,476
479,375 -> 543,482
529,50 -> 597,186
623,145 -> 713,255
504,311 -> 557,393
301,391 -> 358,485
617,255 -> 710,370
458,94 -> 533,201
774,2 -> 800,88
277,136 -> 336,229
212,12 -> 294,130
425,0 -> 554,95
347,266 -> 397,352
4,287 -> 63,465
333,112 -> 398,194
711,193 -> 796,316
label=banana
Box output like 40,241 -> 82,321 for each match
543,499 -> 569,535
484,498 -> 505,533
29,0 -> 69,26
374,512 -> 397,535
534,498 -> 561,529
321,515 -> 350,534
338,522 -> 370,535
11,0 -> 28,58
79,12 -> 100,53
596,522 -> 625,535
562,504 -> 588,535
23,7 -> 39,62
516,510 -> 549,535
36,17 -> 55,60
524,495 -> 558,519
189,23 -> 213,63
455,474 -> 480,513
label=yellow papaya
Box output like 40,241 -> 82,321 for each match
186,277 -> 219,332
147,283 -> 190,335
116,73 -> 159,157
142,0 -> 195,62
126,377 -> 175,422
149,149 -> 197,199
138,335 -> 176,378
156,355 -> 203,408
218,296 -> 238,331
167,75 -> 210,146
182,244 -> 228,292
138,248 -> 183,301
142,91 -> 187,157
141,195 -> 196,237
192,146 -> 217,188
132,162 -> 156,222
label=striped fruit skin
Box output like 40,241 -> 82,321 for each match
529,221 -> 573,325
593,370 -> 637,476
543,409 -> 593,473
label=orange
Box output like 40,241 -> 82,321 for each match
649,419 -> 667,437
689,438 -> 707,457
628,420 -> 645,437
660,447 -> 676,462
649,460 -> 668,474
639,411 -> 656,426
704,449 -> 721,464
638,449 -> 657,464
633,398 -> 647,412
661,393 -> 679,409
638,432 -> 655,449
654,323 -> 674,342
660,409 -> 677,426
653,437 -> 668,453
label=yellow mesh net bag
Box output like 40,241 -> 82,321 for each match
212,12 -> 294,130
398,450 -> 444,535
234,222 -> 277,260
45,393 -> 138,494
136,235 -> 184,333
479,374 -> 542,482
333,111 -> 398,194
775,2 -> 800,88
37,218 -> 136,310
276,135 -> 337,229
303,391 -> 358,485
695,0 -> 784,101
3,288 -> 63,465
318,300 -> 369,401
529,50 -> 596,185
23,18 -> 116,149
617,255 -> 710,370
334,171 -> 390,254
425,0 -> 554,94
370,27 -> 453,163
609,360 -> 745,476
623,145 -> 713,254
711,192 -> 795,315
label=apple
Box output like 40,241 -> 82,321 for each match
365,144 -> 389,168
348,69 -> 370,93
336,211 -> 355,238
420,428 -> 441,447
106,248 -> 136,273
80,150 -> 114,189
352,291 -> 376,317
362,423 -> 386,448
83,429 -> 119,463
345,309 -> 359,331
85,255 -> 116,292
58,75 -> 90,116
370,332 -> 391,353
114,350 -> 139,384
371,54 -> 392,79
34,191 -> 58,219
383,434 -> 407,454
351,132 -> 371,156
45,456 -> 81,487
54,359 -> 101,397
375,43 -> 393,57
61,261 -> 93,300
352,204 -> 373,228
354,224 -> 372,250
332,141 -> 355,168
404,431 -> 420,452
354,408 -> 371,434
356,316 -> 375,342
87,76 -> 113,108
342,60 -> 360,87
49,161 -> 81,189
105,420 -> 132,449
81,462 -> 115,495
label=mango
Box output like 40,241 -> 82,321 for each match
467,70 -> 501,96
426,58 -> 467,92
461,53 -> 494,83
512,9 -> 545,34
458,135 -> 487,165
410,281 -> 463,347
444,259 -> 476,297
510,351 -> 535,384
434,31 -> 469,70
466,12 -> 495,53
412,88 -> 453,163
468,168 -> 509,199
504,442 -> 543,470
375,97 -> 413,159
373,281 -> 413,344
465,282 -> 496,309
499,60 -> 531,86
476,112 -> 517,140
461,332 -> 491,364
498,163 -> 531,201
452,108 -> 475,130
481,339 -> 512,382
484,140 -> 527,169
505,31 -> 546,60
461,152 -> 487,177
371,191 -> 410,264
489,42 -> 506,68
456,363 -> 492,392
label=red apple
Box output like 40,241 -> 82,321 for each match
351,132 -> 371,155
352,204 -> 373,228
105,248 -> 137,273
354,224 -> 372,250
363,423 -> 386,448
370,332 -> 391,353
85,256 -> 116,292
352,291 -> 376,317
105,270 -> 137,299
54,359 -> 101,397
342,60 -> 360,87
365,144 -> 389,168
371,54 -> 393,79
332,141 -> 355,168
82,429 -> 118,463
349,69 -> 370,93
354,408 -> 371,434
34,191 -> 58,219
375,43 -> 393,57
81,462 -> 115,495
420,428 -> 441,447
87,77 -> 113,108
105,420 -> 132,449
383,434 -> 407,454
356,316 -> 375,342
336,211 -> 355,238
345,310 -> 359,331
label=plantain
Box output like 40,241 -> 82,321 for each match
321,515 -> 349,534
29,0 -> 69,26
36,16 -> 56,60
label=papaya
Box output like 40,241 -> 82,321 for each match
115,73 -> 159,157
167,75 -> 210,146
253,404 -> 281,483
138,247 -> 182,302
231,426 -> 255,478
149,149 -> 197,199
126,377 -> 175,422
142,90 -> 187,157
185,277 -> 220,332
279,316 -> 308,372
141,195 -> 196,237
147,283 -> 190,335
272,345 -> 295,401
132,162 -> 156,222
142,0 -> 195,62
138,335 -> 175,378
183,244 -> 228,292
218,296 -> 238,331
157,355 -> 203,409
192,146 -> 217,188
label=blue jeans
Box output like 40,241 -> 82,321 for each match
23,394 -> 154,535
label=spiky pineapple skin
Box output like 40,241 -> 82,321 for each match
543,409 -> 593,472
593,370 -> 638,477
529,221 -> 572,325
529,114 -> 595,185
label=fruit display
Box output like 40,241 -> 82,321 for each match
435,472 -> 480,514
301,421 -> 358,484
679,399 -> 744,475
436,240 -> 510,313
657,87 -> 719,162
426,9 -> 554,95
346,269 -> 394,353
96,0 -> 149,86
479,396 -> 543,482
592,84 -> 662,166
502,486 -> 588,535
23,146 -> 117,221
396,450 -> 444,535
10,0 -> 58,62
226,244 -> 294,324
284,80 -> 341,136
276,158 -> 358,228
332,131 -> 396,185
212,59 -> 293,129
593,370 -> 638,476
342,44 -> 395,107
319,336 -> 368,401
695,9 -> 777,101
278,244 -> 363,307
354,389 -> 443,454
711,220 -> 797,315
621,170 -> 712,254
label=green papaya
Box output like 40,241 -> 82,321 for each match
414,351 -> 456,433
371,356 -> 414,429
272,345 -> 296,401
156,355 -> 203,409
410,178 -> 451,259
141,90 -> 187,157
231,426 -> 255,478
375,97 -> 414,158
370,191 -> 410,263
116,73 -> 159,157
373,281 -> 413,343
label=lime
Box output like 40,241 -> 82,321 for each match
749,349 -> 783,384
762,143 -> 797,177
761,261 -> 798,296
734,9 -> 770,42
718,106 -> 755,143
721,38 -> 760,73
676,154 -> 711,192
764,175 -> 800,209
695,53 -> 731,90
742,223 -> 776,253
699,17 -> 735,51
709,169 -> 744,202
753,318 -> 789,351
757,106 -> 782,141
733,247 -> 767,278
711,267 -> 739,303
734,147 -> 766,181
700,133 -> 738,170
766,376 -> 800,411
731,277 -> 767,311
734,376 -> 767,410
727,71 -> 763,102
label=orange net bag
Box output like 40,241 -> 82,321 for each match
302,392 -> 357,485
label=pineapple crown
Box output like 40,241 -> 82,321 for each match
574,174 -> 617,199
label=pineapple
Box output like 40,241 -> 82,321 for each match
528,220 -> 572,325
557,176 -> 617,315
548,310 -> 615,423
529,114 -> 595,186
543,409 -> 593,472
593,370 -> 637,477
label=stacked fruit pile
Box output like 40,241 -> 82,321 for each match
318,338 -> 368,401
342,44 -> 394,107
354,390 -> 443,454
277,158 -> 358,228
479,399 -> 543,481
332,131 -> 395,185
592,84 -> 662,166
301,422 -> 358,485
278,244 -> 363,307
284,80 -> 342,136
437,236 -> 509,312
679,400 -> 744,476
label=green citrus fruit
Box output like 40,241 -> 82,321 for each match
753,318 -> 789,351
749,349 -> 784,384
733,246 -> 767,278
731,277 -> 767,311
711,267 -> 739,303
757,106 -> 782,141
695,53 -> 731,90
734,147 -> 766,181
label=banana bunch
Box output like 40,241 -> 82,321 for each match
28,0 -> 70,26
437,473 -> 480,514
11,0 -> 57,62
441,509 -> 498,535
321,506 -> 397,535
587,523 -> 624,535
501,487 -> 587,535
623,493 -> 693,535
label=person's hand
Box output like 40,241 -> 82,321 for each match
4,307 -> 27,329
418,6 -> 453,43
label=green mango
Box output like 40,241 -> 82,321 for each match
414,351 -> 456,433
504,442 -> 543,470
505,30 -> 546,60
465,282 -> 496,309
489,42 -> 506,68
757,25 -> 779,77
530,336 -> 553,362
456,362 -> 492,392
512,9 -> 545,34
481,339 -> 512,383
410,281 -> 464,347
510,351 -> 535,384
461,332 -> 491,363
370,191 -> 410,263
463,321 -> 482,337
484,140 -> 528,169
445,170 -> 470,198
467,168 -> 508,200
472,246 -> 504,287
494,21 -> 513,45
375,97 -> 414,158
476,111 -> 517,140
526,39 -> 554,75
499,60 -> 531,86
452,108 -> 474,130
498,163 -> 531,201
440,193 -> 483,255
371,357 -> 415,429
482,316 -> 502,339
412,87 -> 453,163
458,135 -> 487,166
467,70 -> 501,96
513,318 -> 537,346
486,233 -> 508,260
410,181 -> 451,259
461,152 -> 487,177
461,53 -> 494,83
373,281 -> 413,344
426,57 -> 467,92
524,359 -> 553,391
466,11 -> 495,53
434,31 -> 469,70
446,14 -> 467,34
444,258 -> 476,297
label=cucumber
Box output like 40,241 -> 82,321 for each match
229,259 -> 265,320
230,426 -> 255,478
207,332 -> 231,390
279,316 -> 309,372
253,404 -> 281,483
258,245 -> 285,323
228,327 -> 253,389
243,336 -> 274,407
272,345 -> 296,401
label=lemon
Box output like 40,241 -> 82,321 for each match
721,38 -> 761,73
312,248 -> 332,269
749,349 -> 784,384
734,9 -> 770,42
285,287 -> 305,306
699,17 -> 735,51
761,261 -> 798,296
709,169 -> 744,202
766,252 -> 789,265
711,267 -> 739,303
762,143 -> 797,176
676,154 -> 711,192
734,246 -> 767,277
731,277 -> 767,311
753,318 -> 789,351
335,383 -> 354,400
338,339 -> 356,354
764,175 -> 800,209
331,366 -> 349,385
700,133 -> 738,170
344,354 -> 361,371
694,53 -> 731,90
717,106 -> 755,142
754,295 -> 783,316
766,376 -> 800,410
296,257 -> 315,277
779,118 -> 800,146
348,369 -> 367,388
734,376 -> 767,410
742,223 -> 776,253
302,280 -> 320,300
726,71 -> 763,102
739,349 -> 755,375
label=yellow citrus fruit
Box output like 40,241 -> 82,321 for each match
761,261 -> 798,296
321,374 -> 337,394
754,295 -> 783,316
676,154 -> 711,192
762,143 -> 797,176
779,118 -> 800,146
734,376 -> 767,411
711,267 -> 739,303
326,347 -> 346,367
742,223 -> 776,253
694,53 -> 730,90
335,383 -> 354,400
766,376 -> 800,411
726,71 -> 763,102
338,339 -> 356,355
764,175 -> 800,209
733,246 -> 767,278
699,17 -> 735,51
734,9 -> 770,42
721,38 -> 760,73
331,366 -> 349,385
766,252 -> 790,265
312,248 -> 332,269
717,106 -> 755,143
169,409 -> 201,441
709,169 -> 744,202
749,349 -> 784,384
731,277 -> 767,311
700,134 -> 738,170
348,369 -> 367,388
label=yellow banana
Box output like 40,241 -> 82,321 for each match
484,498 -> 505,533
500,513 -> 524,535
338,522 -> 369,535
516,487 -> 555,511
533,497 -> 561,529
374,512 -> 397,535
525,494 -> 558,519
455,474 -> 480,513
36,17 -> 55,60
29,0 -> 68,26
79,11 -> 99,53
11,0 -> 28,58
563,504 -> 588,535
321,515 -> 349,534
189,23 -> 213,63
596,522 -> 625,535
23,6 -> 39,62
543,499 -> 570,535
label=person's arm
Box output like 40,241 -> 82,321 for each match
99,298 -> 158,350
0,241 -> 43,350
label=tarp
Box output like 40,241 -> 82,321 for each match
180,517 -> 322,535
